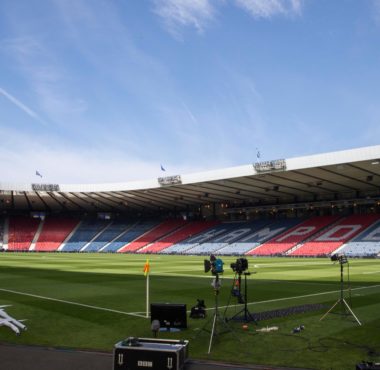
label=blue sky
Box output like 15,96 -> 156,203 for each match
1,0 -> 380,184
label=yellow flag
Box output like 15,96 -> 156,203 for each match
143,259 -> 150,277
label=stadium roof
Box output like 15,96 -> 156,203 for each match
1,145 -> 380,213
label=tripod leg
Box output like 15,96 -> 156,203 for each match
223,273 -> 237,318
208,313 -> 217,354
342,299 -> 362,326
320,299 -> 340,321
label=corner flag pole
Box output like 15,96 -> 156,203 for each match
146,273 -> 149,318
143,259 -> 150,318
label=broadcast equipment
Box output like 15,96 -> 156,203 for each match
320,254 -> 361,325
230,258 -> 248,274
114,337 -> 189,370
199,255 -> 233,353
150,303 -> 187,331
225,258 -> 257,324
189,299 -> 206,319
151,320 -> 160,338
331,254 -> 348,264
204,254 -> 224,275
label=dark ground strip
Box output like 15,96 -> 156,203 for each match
252,303 -> 327,321
0,342 -> 310,370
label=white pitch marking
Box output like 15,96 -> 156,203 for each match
0,288 -> 146,318
214,284 -> 380,311
362,271 -> 380,275
2,284 -> 380,318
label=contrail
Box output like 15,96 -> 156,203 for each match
0,87 -> 45,125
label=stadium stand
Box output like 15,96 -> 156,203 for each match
2,213 -> 380,257
60,219 -> 110,252
100,221 -> 157,253
34,218 -> 79,252
7,216 -> 40,251
336,219 -> 380,257
214,219 -> 280,255
81,221 -> 134,252
138,220 -> 218,254
117,219 -> 187,253
244,218 -> 305,255
246,215 -> 340,256
161,223 -> 230,254
183,221 -> 269,255
290,214 -> 380,256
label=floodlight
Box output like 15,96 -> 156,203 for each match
204,260 -> 211,273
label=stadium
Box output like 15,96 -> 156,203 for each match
1,145 -> 380,370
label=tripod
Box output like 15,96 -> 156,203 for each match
226,272 -> 257,323
194,273 -> 232,354
320,259 -> 361,326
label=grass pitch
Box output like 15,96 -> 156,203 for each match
0,253 -> 379,369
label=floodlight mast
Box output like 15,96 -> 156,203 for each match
320,254 -> 361,326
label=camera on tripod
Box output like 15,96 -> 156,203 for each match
331,254 -> 347,264
230,258 -> 248,274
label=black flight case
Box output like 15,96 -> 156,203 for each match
113,337 -> 189,370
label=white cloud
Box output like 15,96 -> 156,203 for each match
153,0 -> 303,36
234,0 -> 303,18
0,126 -> 212,184
153,0 -> 217,37
2,35 -> 88,125
0,86 -> 45,125
0,127 -> 167,184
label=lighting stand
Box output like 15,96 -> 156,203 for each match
226,272 -> 257,324
320,260 -> 361,326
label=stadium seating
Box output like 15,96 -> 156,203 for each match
81,221 -> 134,252
161,223 -> 229,254
7,216 -> 40,251
2,213 -> 380,257
34,218 -> 80,252
117,220 -> 187,253
337,219 -> 380,257
100,221 -> 158,253
290,214 -> 380,256
244,218 -> 305,255
183,221 -> 267,255
214,219 -> 276,255
60,219 -> 110,252
138,221 -> 218,254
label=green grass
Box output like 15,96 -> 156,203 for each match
0,253 -> 379,369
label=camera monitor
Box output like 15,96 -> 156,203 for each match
150,303 -> 187,329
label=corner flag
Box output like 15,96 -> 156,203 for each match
143,259 -> 151,318
143,259 -> 150,277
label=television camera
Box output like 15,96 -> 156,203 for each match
230,258 -> 248,274
331,254 -> 347,264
